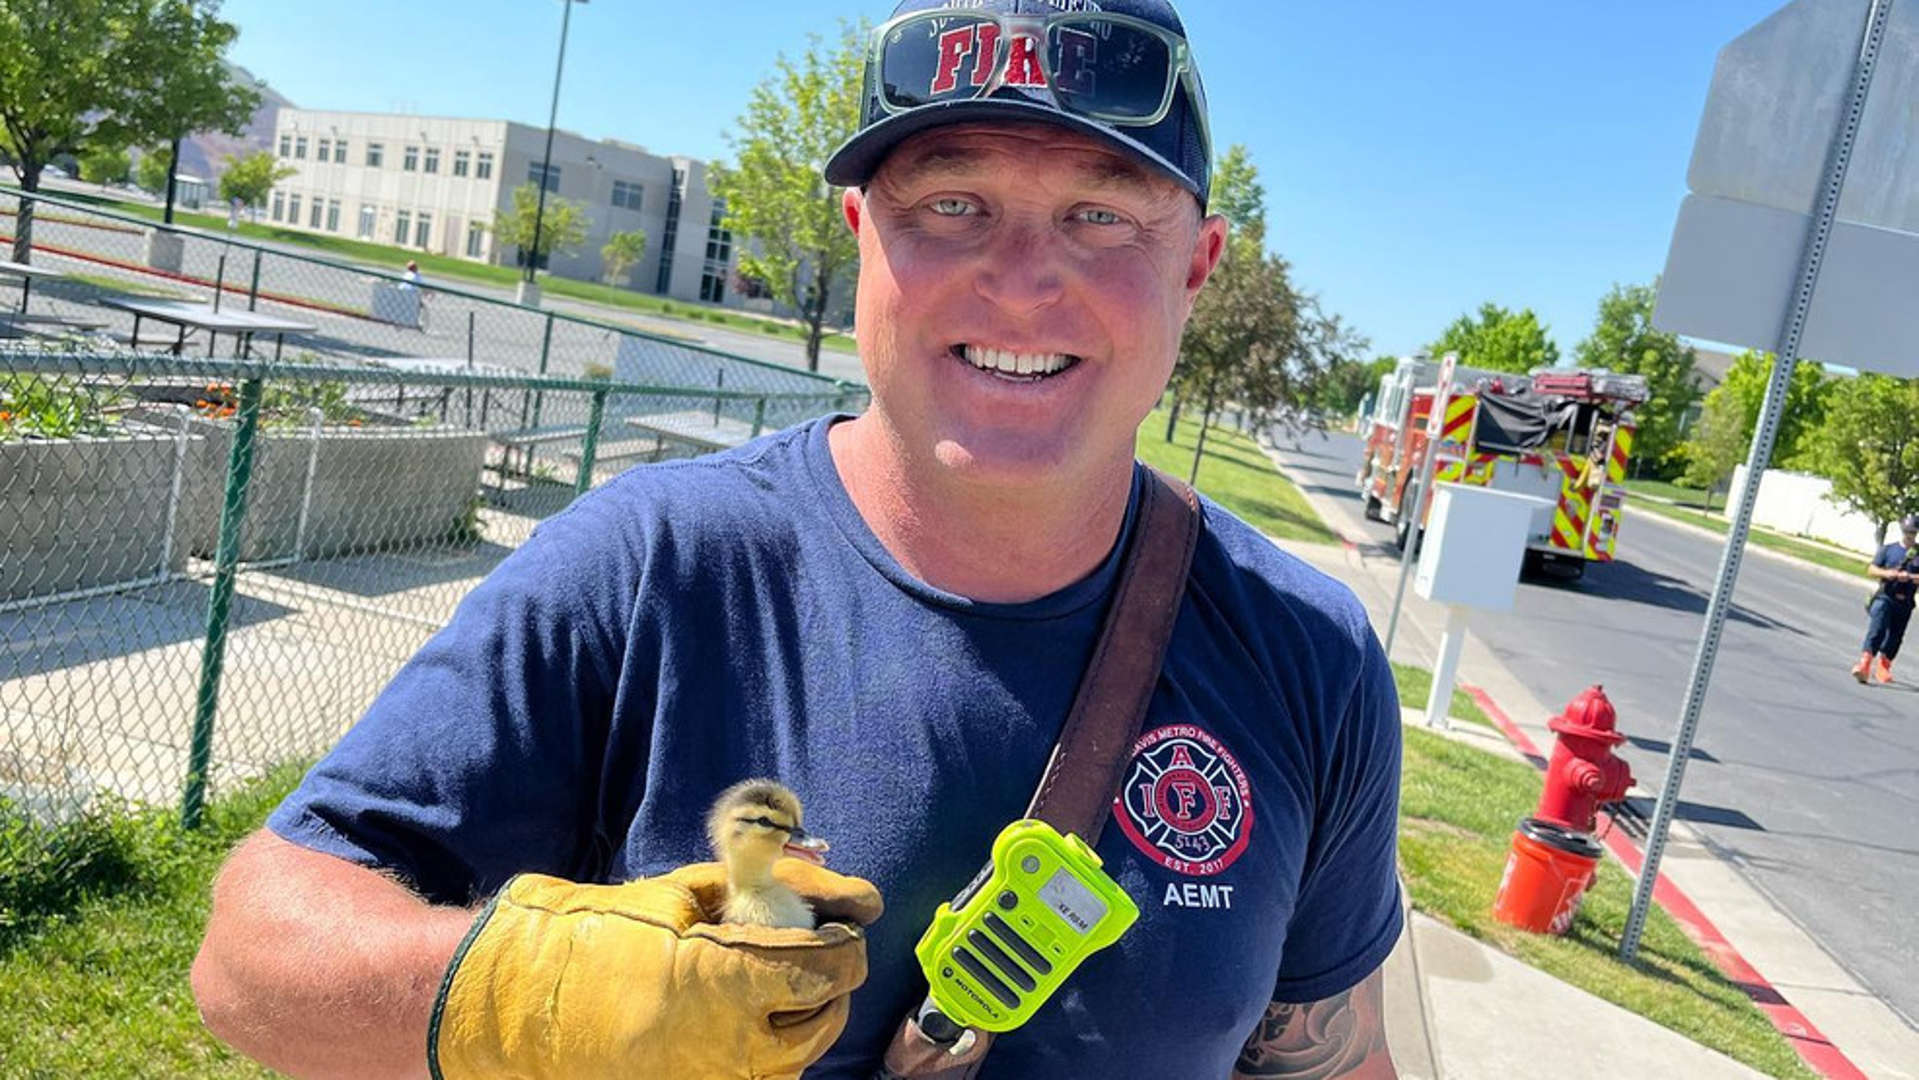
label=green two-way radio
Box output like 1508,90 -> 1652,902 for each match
912,819 -> 1139,1034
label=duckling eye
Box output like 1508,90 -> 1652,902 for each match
736,815 -> 792,834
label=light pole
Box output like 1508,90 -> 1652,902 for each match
519,0 -> 587,306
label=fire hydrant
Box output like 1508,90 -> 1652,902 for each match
1535,685 -> 1633,833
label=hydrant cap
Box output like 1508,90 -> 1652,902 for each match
1548,685 -> 1625,745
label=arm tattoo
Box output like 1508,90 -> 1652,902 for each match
1231,970 -> 1391,1079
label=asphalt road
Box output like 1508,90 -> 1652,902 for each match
1272,429 -> 1919,1029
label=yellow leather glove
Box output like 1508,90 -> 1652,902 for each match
430,860 -> 884,1080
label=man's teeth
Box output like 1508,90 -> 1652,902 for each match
962,345 -> 1075,377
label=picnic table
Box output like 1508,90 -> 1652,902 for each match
0,259 -> 110,338
98,297 -> 316,360
622,409 -> 762,454
0,258 -> 64,313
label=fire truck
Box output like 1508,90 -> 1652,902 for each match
1356,356 -> 1650,579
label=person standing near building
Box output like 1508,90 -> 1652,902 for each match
1855,514 -> 1919,684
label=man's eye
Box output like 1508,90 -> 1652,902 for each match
928,198 -> 976,217
1075,208 -> 1125,226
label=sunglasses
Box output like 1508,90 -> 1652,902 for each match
869,9 -> 1211,163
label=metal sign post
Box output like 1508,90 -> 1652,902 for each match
1620,0 -> 1895,962
1384,352 -> 1456,656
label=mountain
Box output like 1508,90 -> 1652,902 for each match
175,62 -> 293,181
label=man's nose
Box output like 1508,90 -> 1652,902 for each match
972,221 -> 1065,316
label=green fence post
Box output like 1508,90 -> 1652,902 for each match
247,249 -> 263,311
575,388 -> 607,496
182,376 -> 266,829
532,312 -> 556,429
751,395 -> 767,438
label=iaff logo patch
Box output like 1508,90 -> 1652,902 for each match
1113,724 -> 1253,876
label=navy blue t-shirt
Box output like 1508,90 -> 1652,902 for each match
268,416 -> 1403,1078
1874,542 -> 1917,604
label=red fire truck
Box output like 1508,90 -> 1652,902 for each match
1356,356 -> 1650,578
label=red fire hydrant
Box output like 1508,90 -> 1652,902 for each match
1536,685 -> 1634,833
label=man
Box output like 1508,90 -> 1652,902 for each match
1855,513 -> 1919,684
191,2 -> 1403,1077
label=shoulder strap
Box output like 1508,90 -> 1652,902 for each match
879,467 -> 1201,1080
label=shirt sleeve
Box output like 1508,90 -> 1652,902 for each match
1874,545 -> 1896,571
1269,626 -> 1405,1003
265,492 -> 642,905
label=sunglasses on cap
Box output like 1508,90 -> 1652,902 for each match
869,9 -> 1212,160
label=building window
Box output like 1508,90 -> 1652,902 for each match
366,142 -> 384,168
270,190 -> 285,222
475,151 -> 494,180
358,205 -> 376,239
466,221 -> 485,258
453,150 -> 470,178
611,180 -> 642,210
278,134 -> 291,158
415,211 -> 432,249
309,197 -> 324,228
528,162 -> 560,193
655,166 -> 686,293
288,193 -> 302,223
394,210 -> 411,246
700,270 -> 727,304
326,199 -> 341,232
424,147 -> 440,174
705,199 -> 732,263
294,136 -> 307,160
317,138 -> 330,161
403,146 -> 419,172
333,140 -> 347,164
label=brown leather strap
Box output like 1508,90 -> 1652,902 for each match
879,467 -> 1201,1080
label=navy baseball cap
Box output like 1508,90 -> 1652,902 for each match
1903,514 -> 1918,532
824,0 -> 1213,207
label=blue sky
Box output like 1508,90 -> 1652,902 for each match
221,0 -> 1784,358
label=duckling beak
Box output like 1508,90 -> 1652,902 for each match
782,825 -> 829,866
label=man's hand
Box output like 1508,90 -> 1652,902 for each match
1230,968 -> 1397,1079
432,860 -> 883,1080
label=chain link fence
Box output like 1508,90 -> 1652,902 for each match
1,335 -> 861,826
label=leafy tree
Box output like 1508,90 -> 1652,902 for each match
600,229 -> 647,287
1209,144 -> 1265,241
1573,281 -> 1699,477
0,0 -> 257,260
1428,302 -> 1560,374
135,144 -> 172,195
1680,388 -> 1748,511
492,182 -> 588,268
1712,350 -> 1832,469
1809,374 -> 1919,543
78,146 -> 131,186
216,150 -> 294,215
710,21 -> 865,372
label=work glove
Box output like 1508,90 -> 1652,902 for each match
430,860 -> 884,1080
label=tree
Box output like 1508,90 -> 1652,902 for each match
0,0 -> 257,260
600,229 -> 647,287
1810,374 -> 1919,542
1713,350 -> 1832,469
78,146 -> 132,187
492,182 -> 588,268
1427,303 -> 1561,374
135,144 -> 173,195
1573,281 -> 1700,477
1680,388 -> 1748,512
709,21 -> 865,372
1209,144 -> 1266,241
217,150 -> 294,216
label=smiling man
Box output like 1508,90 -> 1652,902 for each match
191,2 -> 1402,1078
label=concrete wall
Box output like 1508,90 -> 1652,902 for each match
1728,465 -> 1884,555
1,434 -> 194,602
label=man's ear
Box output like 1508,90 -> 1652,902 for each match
843,187 -> 864,234
1185,213 -> 1230,298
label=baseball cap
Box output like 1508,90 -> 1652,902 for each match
824,0 -> 1213,207
1902,513 -> 1918,532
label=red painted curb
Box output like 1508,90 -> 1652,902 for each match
1460,684 -> 1869,1080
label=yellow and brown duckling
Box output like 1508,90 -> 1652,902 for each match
705,779 -> 831,930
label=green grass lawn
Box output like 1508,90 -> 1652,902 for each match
0,768 -> 307,1078
1627,496 -> 1873,581
1390,662 -> 1494,728
1398,725 -> 1816,1079
30,189 -> 860,355
1135,407 -> 1338,545
61,270 -> 191,299
1622,477 -> 1719,510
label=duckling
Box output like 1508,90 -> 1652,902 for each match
706,779 -> 831,930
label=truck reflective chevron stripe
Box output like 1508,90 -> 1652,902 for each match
1441,393 -> 1476,444
1607,425 -> 1634,484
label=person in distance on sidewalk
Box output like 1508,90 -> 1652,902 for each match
1854,513 -> 1918,684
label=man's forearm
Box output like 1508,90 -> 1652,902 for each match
192,830 -> 476,1080
1231,968 -> 1397,1080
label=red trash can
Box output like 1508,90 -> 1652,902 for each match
1492,817 -> 1604,935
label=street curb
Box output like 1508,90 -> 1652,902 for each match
1630,502 -> 1872,591
1460,684 -> 1870,1080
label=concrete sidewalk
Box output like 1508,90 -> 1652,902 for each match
1269,457 -> 1919,1079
